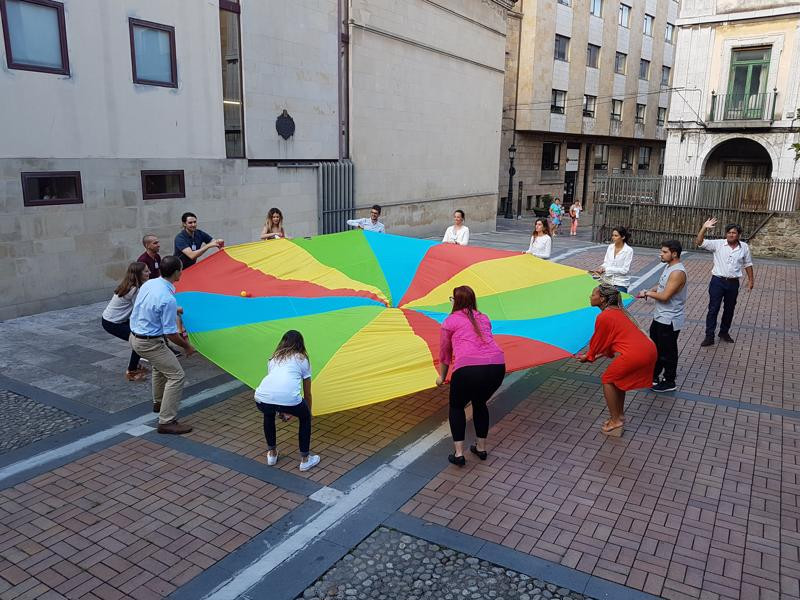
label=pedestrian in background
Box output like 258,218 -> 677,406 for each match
102,262 -> 150,381
436,286 -> 505,466
591,226 -> 633,293
549,197 -> 563,236
696,218 -> 754,347
569,200 -> 582,236
442,209 -> 470,245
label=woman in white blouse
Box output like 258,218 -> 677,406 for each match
442,210 -> 470,246
524,218 -> 552,259
591,226 -> 634,293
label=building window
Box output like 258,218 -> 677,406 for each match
643,14 -> 654,36
587,44 -> 600,68
614,52 -> 626,74
542,143 -> 561,171
621,146 -> 634,170
129,18 -> 177,87
618,3 -> 630,27
665,22 -> 674,43
727,47 -> 771,119
638,146 -> 651,171
635,103 -> 646,124
593,144 -> 609,170
589,0 -> 602,17
554,34 -> 570,61
661,65 -> 671,87
583,95 -> 597,118
639,58 -> 650,80
219,1 -> 244,158
0,0 -> 69,75
21,171 -> 82,206
551,89 -> 566,114
611,99 -> 623,121
657,107 -> 667,126
658,148 -> 665,174
141,170 -> 185,200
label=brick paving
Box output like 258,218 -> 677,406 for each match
0,438 -> 303,600
185,386 -> 450,486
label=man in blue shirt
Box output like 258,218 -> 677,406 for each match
130,256 -> 196,434
174,211 -> 224,269
346,204 -> 385,233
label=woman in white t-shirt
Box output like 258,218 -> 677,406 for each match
524,218 -> 552,259
442,209 -> 470,245
254,330 -> 320,472
102,262 -> 150,381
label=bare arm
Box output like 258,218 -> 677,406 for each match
181,241 -> 220,261
644,270 -> 686,302
745,265 -> 754,290
696,217 -> 717,247
302,377 -> 312,411
436,362 -> 449,386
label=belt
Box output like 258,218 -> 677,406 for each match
131,332 -> 163,340
713,275 -> 739,282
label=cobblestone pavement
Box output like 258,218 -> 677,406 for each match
297,527 -> 595,600
0,390 -> 87,454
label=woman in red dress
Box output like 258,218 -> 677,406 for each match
576,284 -> 657,433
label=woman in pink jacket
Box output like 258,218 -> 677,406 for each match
437,286 -> 506,466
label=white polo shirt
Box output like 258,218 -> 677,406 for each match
700,239 -> 753,278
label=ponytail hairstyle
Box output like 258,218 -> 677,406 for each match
271,330 -> 309,364
451,285 -> 484,339
597,283 -> 624,308
115,262 -> 148,297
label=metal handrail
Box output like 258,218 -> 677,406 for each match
709,90 -> 776,122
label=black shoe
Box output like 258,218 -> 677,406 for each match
652,378 -> 661,387
652,381 -> 677,393
700,337 -> 715,347
719,333 -> 734,343
448,454 -> 466,467
469,445 -> 487,460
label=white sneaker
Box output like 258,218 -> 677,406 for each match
267,452 -> 278,466
299,454 -> 320,472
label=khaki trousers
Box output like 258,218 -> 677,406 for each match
129,335 -> 185,424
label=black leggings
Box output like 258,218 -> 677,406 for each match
101,318 -> 140,371
257,401 -> 312,457
448,364 -> 506,442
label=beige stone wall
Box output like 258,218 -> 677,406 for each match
748,212 -> 800,259
0,159 -> 317,319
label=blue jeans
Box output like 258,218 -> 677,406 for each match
705,276 -> 739,338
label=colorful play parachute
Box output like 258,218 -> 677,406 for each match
176,230 -> 612,415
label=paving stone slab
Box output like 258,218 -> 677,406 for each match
0,390 -> 88,455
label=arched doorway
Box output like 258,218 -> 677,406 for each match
702,137 -> 772,179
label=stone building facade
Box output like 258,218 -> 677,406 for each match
0,0 -> 515,319
500,0 -> 679,218
664,1 -> 800,183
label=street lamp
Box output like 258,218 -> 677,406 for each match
504,143 -> 517,219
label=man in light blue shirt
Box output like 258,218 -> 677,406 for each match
347,204 -> 385,233
130,256 -> 195,434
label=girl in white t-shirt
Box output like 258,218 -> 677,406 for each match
569,201 -> 582,236
254,330 -> 320,471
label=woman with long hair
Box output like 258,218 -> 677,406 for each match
260,207 -> 286,240
576,284 -> 657,433
437,286 -> 505,466
102,262 -> 150,381
254,330 -> 320,471
591,226 -> 633,293
524,218 -> 552,259
569,200 -> 582,236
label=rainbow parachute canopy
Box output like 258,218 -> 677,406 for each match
176,230 -> 607,415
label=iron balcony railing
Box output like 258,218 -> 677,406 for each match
709,90 -> 777,122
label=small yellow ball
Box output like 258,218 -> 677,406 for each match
240,291 -> 247,297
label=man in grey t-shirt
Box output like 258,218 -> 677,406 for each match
638,240 -> 687,393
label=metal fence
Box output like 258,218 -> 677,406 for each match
317,160 -> 355,234
592,175 -> 800,248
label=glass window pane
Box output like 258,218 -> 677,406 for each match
133,25 -> 173,83
733,48 -> 769,62
6,0 -> 63,69
220,9 -> 243,157
143,173 -> 182,196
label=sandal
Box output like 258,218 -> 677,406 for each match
469,444 -> 487,460
601,419 -> 624,434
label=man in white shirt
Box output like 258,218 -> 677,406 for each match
695,218 -> 755,347
347,204 -> 385,233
